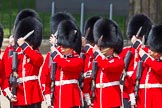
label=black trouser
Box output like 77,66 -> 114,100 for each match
13,102 -> 41,108
83,100 -> 89,108
123,98 -> 131,108
71,106 -> 79,108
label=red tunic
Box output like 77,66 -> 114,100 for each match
3,43 -> 44,106
82,49 -> 93,105
42,49 -> 83,108
94,53 -> 124,108
119,46 -> 139,99
0,58 -> 3,88
40,46 -> 64,106
129,42 -> 162,108
85,46 -> 124,108
53,51 -> 83,108
131,55 -> 162,108
2,45 -> 15,96
40,52 -> 51,96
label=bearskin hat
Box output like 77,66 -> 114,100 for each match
148,24 -> 162,53
57,20 -> 81,54
14,8 -> 40,28
0,24 -> 3,48
14,17 -> 43,49
93,18 -> 123,54
50,12 -> 76,35
83,16 -> 101,43
127,14 -> 152,44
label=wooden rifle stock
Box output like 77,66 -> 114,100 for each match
120,27 -> 142,85
10,52 -> 18,95
120,50 -> 132,85
78,52 -> 85,89
91,60 -> 98,103
50,62 -> 56,106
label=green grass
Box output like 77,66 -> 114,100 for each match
0,0 -> 128,39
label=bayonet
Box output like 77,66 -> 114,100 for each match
23,30 -> 34,40
136,27 -> 142,38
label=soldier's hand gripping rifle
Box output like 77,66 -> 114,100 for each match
79,52 -> 85,89
9,51 -> 18,96
134,60 -> 143,102
91,60 -> 98,103
134,36 -> 145,102
50,62 -> 56,106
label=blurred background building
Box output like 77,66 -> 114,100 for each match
0,0 -> 161,40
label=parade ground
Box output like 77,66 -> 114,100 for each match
0,93 -> 47,108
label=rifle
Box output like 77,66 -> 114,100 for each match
120,50 -> 132,85
78,52 -> 85,89
8,49 -> 13,57
9,51 -> 18,96
134,60 -> 143,101
91,60 -> 98,103
50,62 -> 56,106
120,27 -> 142,85
23,30 -> 34,40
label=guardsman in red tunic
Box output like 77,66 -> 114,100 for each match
83,18 -> 124,108
2,9 -> 41,98
81,16 -> 101,107
130,24 -> 162,108
0,24 -> 4,93
119,14 -> 152,107
3,16 -> 43,107
49,20 -> 83,108
40,12 -> 78,108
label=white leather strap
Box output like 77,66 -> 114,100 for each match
55,79 -> 78,86
18,75 -> 38,83
96,81 -> 120,88
139,83 -> 162,88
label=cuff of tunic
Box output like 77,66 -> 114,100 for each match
20,42 -> 28,50
51,51 -> 57,59
133,40 -> 141,49
4,87 -> 13,99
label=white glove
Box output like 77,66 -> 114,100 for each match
129,93 -> 136,106
45,94 -> 52,107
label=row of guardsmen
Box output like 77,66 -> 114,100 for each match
0,8 -> 162,108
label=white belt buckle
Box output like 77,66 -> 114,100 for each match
17,78 -> 22,83
144,84 -> 149,88
99,83 -> 104,88
59,81 -> 64,85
